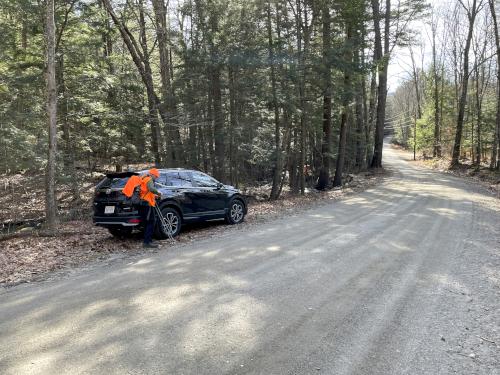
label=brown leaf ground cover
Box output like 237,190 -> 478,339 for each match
0,170 -> 387,287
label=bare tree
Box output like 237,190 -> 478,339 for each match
429,10 -> 442,157
451,0 -> 484,167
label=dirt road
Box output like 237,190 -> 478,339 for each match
1,143 -> 499,375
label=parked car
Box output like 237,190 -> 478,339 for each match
93,169 -> 247,238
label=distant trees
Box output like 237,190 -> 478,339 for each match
391,0 -> 500,170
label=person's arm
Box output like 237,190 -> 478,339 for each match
147,179 -> 161,195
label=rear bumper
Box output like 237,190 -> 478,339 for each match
93,215 -> 142,227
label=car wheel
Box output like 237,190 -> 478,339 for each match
155,207 -> 182,239
226,199 -> 245,224
107,226 -> 133,238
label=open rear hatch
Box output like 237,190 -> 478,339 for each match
94,171 -> 139,207
93,171 -> 143,226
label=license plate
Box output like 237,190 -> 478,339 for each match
104,206 -> 115,214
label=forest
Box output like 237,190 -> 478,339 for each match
0,0 -> 499,230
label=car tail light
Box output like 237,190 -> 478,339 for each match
128,218 -> 141,223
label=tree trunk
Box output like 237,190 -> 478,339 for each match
474,60 -> 487,168
45,0 -> 57,230
354,27 -> 366,170
296,0 -> 305,194
409,46 -> 421,161
355,88 -> 365,169
151,0 -> 185,166
205,88 -> 216,174
317,5 -> 332,190
207,9 -> 225,181
295,0 -> 312,195
439,63 -> 445,154
451,0 -> 478,168
137,0 -> 164,166
210,66 -> 224,181
489,0 -> 500,170
370,0 -> 390,168
228,66 -> 238,186
333,24 -> 353,187
431,18 -> 441,157
290,128 -> 299,194
21,13 -> 28,50
367,71 -> 377,165
409,46 -> 422,119
268,1 -> 282,199
58,55 -> 80,205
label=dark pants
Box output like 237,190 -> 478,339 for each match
141,205 -> 156,244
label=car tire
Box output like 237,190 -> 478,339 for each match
226,199 -> 245,225
107,226 -> 134,238
155,206 -> 182,239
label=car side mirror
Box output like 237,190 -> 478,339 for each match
216,182 -> 224,190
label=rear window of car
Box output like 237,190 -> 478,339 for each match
97,177 -> 128,189
162,171 -> 192,187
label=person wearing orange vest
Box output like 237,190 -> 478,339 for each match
141,168 -> 161,248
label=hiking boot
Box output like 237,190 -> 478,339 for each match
143,243 -> 159,249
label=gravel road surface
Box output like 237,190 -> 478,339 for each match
1,143 -> 499,375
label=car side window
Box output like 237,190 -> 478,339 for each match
164,172 -> 193,187
178,171 -> 193,187
159,172 -> 168,185
192,172 -> 219,188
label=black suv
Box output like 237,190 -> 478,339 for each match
93,169 -> 247,238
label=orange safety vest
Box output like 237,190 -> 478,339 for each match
122,175 -> 157,207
